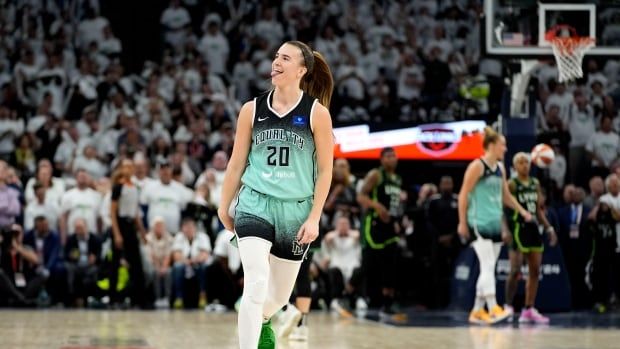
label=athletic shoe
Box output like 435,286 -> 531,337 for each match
355,298 -> 368,318
198,293 -> 207,308
276,304 -> 302,339
503,304 -> 514,322
489,305 -> 511,324
258,320 -> 276,349
593,303 -> 607,314
469,309 -> 492,325
173,298 -> 183,309
289,325 -> 309,342
379,306 -> 408,323
330,299 -> 353,318
519,308 -> 549,324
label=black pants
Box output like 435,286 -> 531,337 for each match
109,218 -> 146,307
206,262 -> 242,309
66,263 -> 98,302
592,251 -> 615,304
362,244 -> 398,307
0,269 -> 46,304
327,267 -> 363,301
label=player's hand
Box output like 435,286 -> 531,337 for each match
521,210 -> 533,222
457,222 -> 470,241
297,219 -> 319,245
547,227 -> 558,247
376,205 -> 391,223
218,207 -> 234,232
113,234 -> 123,250
502,230 -> 512,245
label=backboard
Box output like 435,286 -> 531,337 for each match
485,0 -> 620,57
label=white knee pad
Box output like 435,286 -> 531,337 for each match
245,278 -> 268,304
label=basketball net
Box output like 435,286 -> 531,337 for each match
545,25 -> 595,83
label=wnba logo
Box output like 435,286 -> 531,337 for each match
416,126 -> 459,157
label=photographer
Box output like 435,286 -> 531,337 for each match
0,224 -> 42,306
0,160 -> 21,227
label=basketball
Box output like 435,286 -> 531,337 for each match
531,144 -> 555,168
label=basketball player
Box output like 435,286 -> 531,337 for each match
357,147 -> 405,320
458,127 -> 532,325
504,152 -> 558,323
218,41 -> 334,349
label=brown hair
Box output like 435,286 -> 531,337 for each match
483,126 -> 501,150
285,41 -> 334,108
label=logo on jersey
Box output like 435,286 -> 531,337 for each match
416,125 -> 459,157
258,116 -> 269,122
261,171 -> 273,178
292,240 -> 304,256
292,115 -> 307,127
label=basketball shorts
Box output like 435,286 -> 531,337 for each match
511,221 -> 543,253
234,186 -> 313,261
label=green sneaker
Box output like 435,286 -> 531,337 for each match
258,320 -> 276,349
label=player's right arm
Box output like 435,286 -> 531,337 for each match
357,169 -> 390,222
217,101 -> 254,231
457,160 -> 483,240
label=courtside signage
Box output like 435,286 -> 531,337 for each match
333,121 -> 486,160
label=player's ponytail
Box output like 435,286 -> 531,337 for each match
286,41 -> 334,108
483,126 -> 501,150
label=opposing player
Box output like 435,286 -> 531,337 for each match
504,152 -> 557,323
458,127 -> 532,325
218,41 -> 334,349
357,147 -> 405,320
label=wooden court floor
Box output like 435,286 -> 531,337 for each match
1,310 -> 619,349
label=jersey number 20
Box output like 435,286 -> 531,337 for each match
267,146 -> 290,166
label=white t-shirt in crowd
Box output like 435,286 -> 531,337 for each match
172,231 -> 212,260
213,230 -> 240,273
23,201 -> 60,232
322,231 -> 361,282
197,32 -> 229,75
586,131 -> 620,167
73,156 -> 108,179
61,187 -> 103,234
141,180 -> 193,233
0,118 -> 24,153
24,177 -> 66,206
568,104 -> 596,147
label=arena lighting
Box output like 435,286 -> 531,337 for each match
333,121 -> 486,160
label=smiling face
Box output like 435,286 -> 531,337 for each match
271,43 -> 308,87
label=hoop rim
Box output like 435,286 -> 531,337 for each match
545,24 -> 595,56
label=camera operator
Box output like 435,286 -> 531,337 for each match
0,224 -> 41,306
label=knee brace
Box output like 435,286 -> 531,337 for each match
245,278 -> 268,304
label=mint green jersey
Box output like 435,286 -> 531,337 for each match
467,159 -> 503,235
241,91 -> 318,200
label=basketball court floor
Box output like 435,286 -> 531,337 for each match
1,309 -> 619,349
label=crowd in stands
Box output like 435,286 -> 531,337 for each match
0,0 -> 619,313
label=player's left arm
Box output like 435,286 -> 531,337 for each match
298,104 -> 334,244
536,179 -> 557,246
499,163 -> 531,221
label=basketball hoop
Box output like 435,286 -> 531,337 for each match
545,25 -> 595,83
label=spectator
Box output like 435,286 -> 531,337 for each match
141,159 -> 192,233
23,216 -> 63,304
171,217 -> 211,309
0,224 -> 43,306
145,216 -> 173,308
568,91 -> 596,186
72,144 -> 107,180
584,176 -> 605,209
206,229 -> 242,310
586,115 -> 620,180
160,0 -> 191,51
59,169 -> 103,244
426,176 -> 460,308
0,160 -> 21,228
557,187 -> 591,309
23,182 -> 60,232
195,150 -> 227,208
64,218 -> 101,307
0,107 -> 24,161
197,17 -> 229,77
10,133 -> 36,183
323,158 -> 359,229
320,216 -> 363,314
24,159 -> 65,206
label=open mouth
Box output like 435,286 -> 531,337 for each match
271,69 -> 283,77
